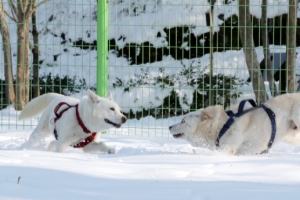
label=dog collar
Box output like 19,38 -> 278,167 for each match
53,102 -> 96,148
216,99 -> 276,154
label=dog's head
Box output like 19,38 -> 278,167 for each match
169,106 -> 227,148
85,89 -> 127,130
169,110 -> 201,140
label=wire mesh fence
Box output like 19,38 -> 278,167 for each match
0,0 -> 299,136
0,0 -> 98,130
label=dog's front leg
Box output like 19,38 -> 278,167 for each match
218,145 -> 236,155
47,140 -> 56,151
54,137 -> 73,152
218,130 -> 245,155
83,141 -> 115,154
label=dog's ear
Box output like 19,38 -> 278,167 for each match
200,109 -> 214,121
106,91 -> 113,101
87,89 -> 100,104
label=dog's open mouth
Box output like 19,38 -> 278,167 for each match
173,133 -> 184,138
105,119 -> 121,128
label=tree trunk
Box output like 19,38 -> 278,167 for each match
286,0 -> 296,92
31,2 -> 40,98
7,0 -> 49,109
209,2 -> 215,106
25,22 -> 30,103
238,0 -> 268,104
261,0 -> 277,97
0,0 -> 15,104
15,21 -> 30,110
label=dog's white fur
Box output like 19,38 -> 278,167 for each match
169,93 -> 300,155
19,90 -> 127,154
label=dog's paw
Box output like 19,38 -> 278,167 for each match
108,147 -> 116,154
228,148 -> 235,155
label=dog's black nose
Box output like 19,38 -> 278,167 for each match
169,125 -> 173,130
122,116 -> 127,123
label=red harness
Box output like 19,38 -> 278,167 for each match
53,102 -> 97,148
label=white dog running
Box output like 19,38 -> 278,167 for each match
18,90 -> 127,154
169,93 -> 300,155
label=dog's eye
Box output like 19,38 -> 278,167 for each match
181,119 -> 185,124
110,108 -> 115,111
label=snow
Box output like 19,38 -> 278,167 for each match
1,106 -> 300,199
1,148 -> 300,200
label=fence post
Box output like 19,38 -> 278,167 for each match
97,0 -> 108,97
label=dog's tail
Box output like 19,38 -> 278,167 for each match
18,93 -> 63,120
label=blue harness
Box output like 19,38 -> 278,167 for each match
215,99 -> 276,154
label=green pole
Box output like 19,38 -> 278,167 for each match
97,0 -> 108,97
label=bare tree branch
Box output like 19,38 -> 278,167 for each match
20,0 -> 28,13
4,9 -> 17,22
24,0 -> 32,15
8,0 -> 18,16
10,3 -> 17,21
16,0 -> 25,13
26,0 -> 49,20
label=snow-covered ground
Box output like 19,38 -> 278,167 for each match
1,106 -> 300,200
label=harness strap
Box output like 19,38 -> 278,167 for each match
260,104 -> 276,153
74,104 -> 91,133
216,99 -> 257,147
53,129 -> 59,140
54,102 -> 75,122
72,132 -> 97,148
225,99 -> 257,118
216,99 -> 276,154
54,102 -> 76,140
237,99 -> 257,116
53,102 -> 96,148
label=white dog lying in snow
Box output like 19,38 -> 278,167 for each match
19,89 -> 127,154
169,93 -> 300,155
